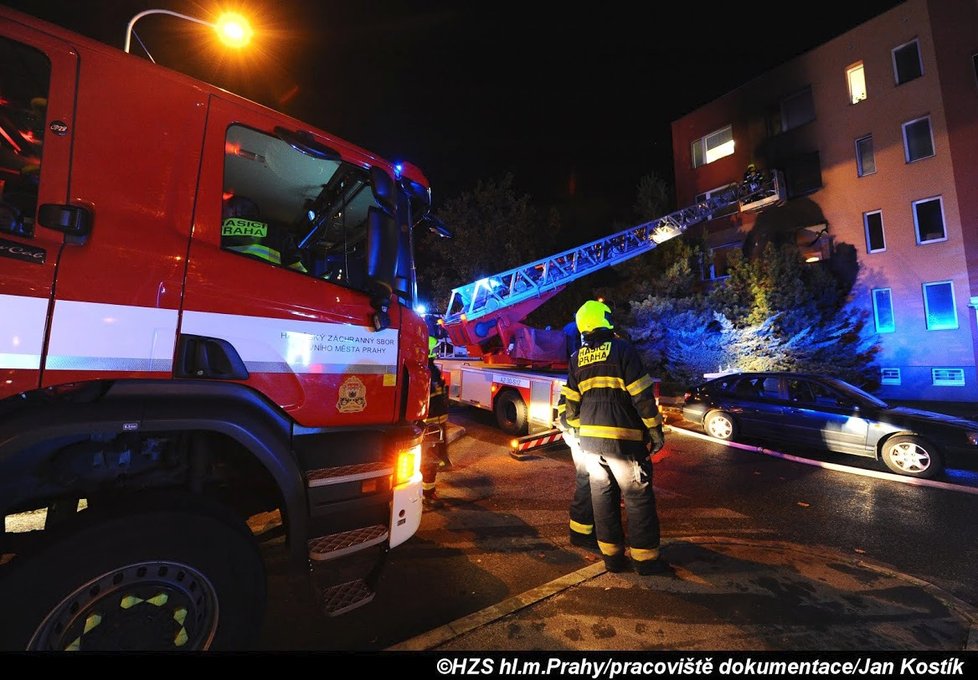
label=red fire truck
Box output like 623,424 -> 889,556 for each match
0,6 -> 439,650
435,168 -> 784,451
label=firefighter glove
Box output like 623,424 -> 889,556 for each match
648,425 -> 665,454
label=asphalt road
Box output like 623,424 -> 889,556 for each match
257,405 -> 978,651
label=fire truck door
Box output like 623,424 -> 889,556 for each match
180,96 -> 401,427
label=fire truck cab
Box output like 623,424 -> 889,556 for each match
0,6 -> 434,651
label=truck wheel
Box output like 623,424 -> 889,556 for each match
494,389 -> 528,436
0,496 -> 266,651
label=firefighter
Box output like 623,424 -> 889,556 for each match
422,337 -> 451,507
221,194 -> 308,273
560,300 -> 672,576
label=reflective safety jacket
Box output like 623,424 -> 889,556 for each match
222,218 -> 308,272
559,328 -> 661,458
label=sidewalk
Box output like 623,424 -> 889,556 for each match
389,415 -> 978,653
392,531 -> 978,652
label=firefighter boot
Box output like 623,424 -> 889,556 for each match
599,544 -> 629,573
435,441 -> 452,471
569,528 -> 600,555
632,558 -> 676,577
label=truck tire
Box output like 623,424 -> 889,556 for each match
0,495 -> 266,651
494,389 -> 528,436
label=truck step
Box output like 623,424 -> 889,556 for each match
305,461 -> 393,487
307,524 -> 389,562
320,578 -> 376,617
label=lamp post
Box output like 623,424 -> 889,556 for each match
124,9 -> 252,61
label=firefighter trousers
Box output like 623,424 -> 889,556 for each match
565,434 -> 594,537
584,451 -> 661,560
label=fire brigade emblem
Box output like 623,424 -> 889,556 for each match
337,376 -> 367,413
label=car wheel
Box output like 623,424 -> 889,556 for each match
0,495 -> 266,651
880,435 -> 942,479
494,389 -> 528,436
705,411 -> 737,441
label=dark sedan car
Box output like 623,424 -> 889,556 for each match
682,371 -> 978,479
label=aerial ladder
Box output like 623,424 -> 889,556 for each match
441,169 -> 785,368
434,168 -> 785,446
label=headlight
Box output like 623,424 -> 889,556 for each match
966,431 -> 978,447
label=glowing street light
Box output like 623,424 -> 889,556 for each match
124,9 -> 253,61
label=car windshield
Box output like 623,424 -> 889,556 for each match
824,377 -> 889,408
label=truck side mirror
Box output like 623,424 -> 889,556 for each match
371,166 -> 396,215
367,206 -> 398,330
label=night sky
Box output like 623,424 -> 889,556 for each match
2,0 -> 906,227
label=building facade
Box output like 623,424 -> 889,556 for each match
671,0 -> 978,402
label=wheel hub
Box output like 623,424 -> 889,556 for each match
29,561 -> 219,651
890,442 -> 930,472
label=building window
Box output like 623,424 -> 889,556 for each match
781,86 -> 815,131
691,125 -> 734,168
922,281 -> 957,330
784,151 -> 822,197
864,210 -> 885,253
893,39 -> 923,85
846,62 -> 867,104
694,183 -> 738,219
796,225 -> 830,263
903,116 -> 934,163
855,135 -> 876,176
913,196 -> 945,244
932,368 -> 965,387
880,368 -> 901,386
872,288 -> 895,333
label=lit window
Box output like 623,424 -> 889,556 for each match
846,62 -> 867,104
872,288 -> 895,333
932,368 -> 965,387
893,39 -> 923,85
691,125 -> 734,168
913,196 -> 945,244
796,225 -> 830,263
903,116 -> 934,163
880,368 -> 901,386
922,281 -> 957,330
864,211 -> 885,253
855,135 -> 876,176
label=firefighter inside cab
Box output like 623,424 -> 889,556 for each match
422,336 -> 452,507
221,193 -> 308,272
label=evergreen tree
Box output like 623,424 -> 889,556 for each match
619,186 -> 880,392
415,174 -> 552,314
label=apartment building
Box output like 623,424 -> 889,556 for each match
671,0 -> 978,401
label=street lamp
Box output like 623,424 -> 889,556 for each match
124,9 -> 253,61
